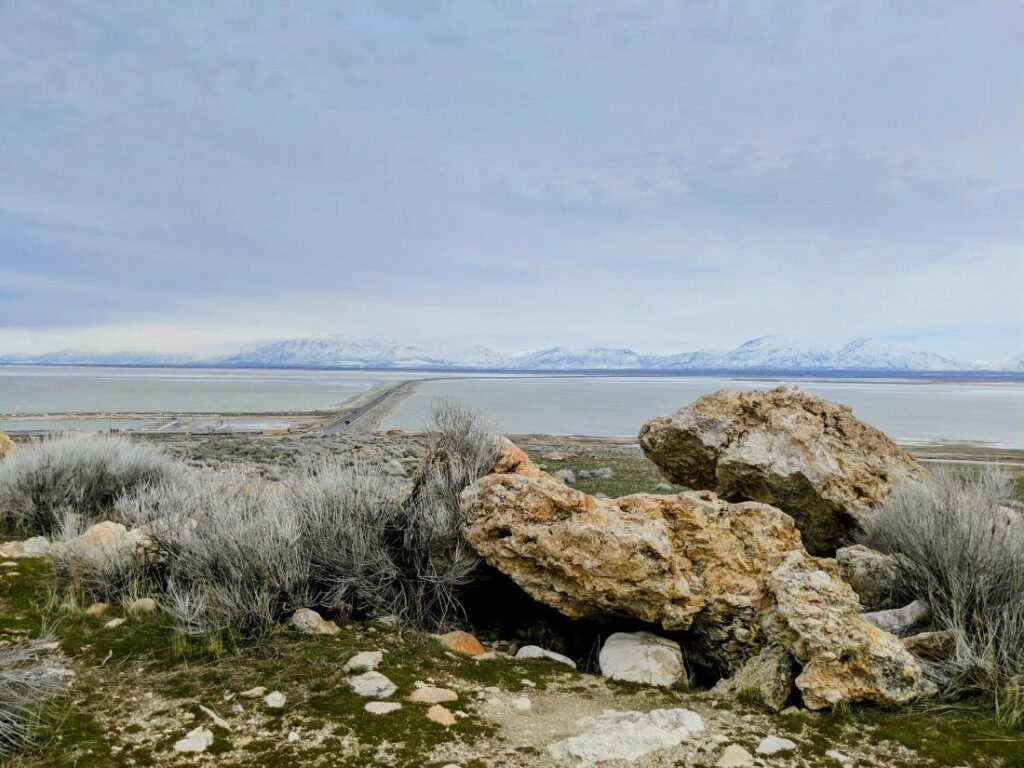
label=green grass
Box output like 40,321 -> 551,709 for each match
524,449 -> 683,498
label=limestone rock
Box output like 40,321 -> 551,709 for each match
515,645 -> 577,669
264,691 -> 286,708
239,686 -> 267,699
344,650 -> 383,673
638,386 -> 929,554
861,600 -> 931,636
349,671 -> 397,698
426,704 -> 456,726
438,630 -> 486,656
0,430 -> 15,460
546,708 -> 705,766
408,686 -> 458,704
127,597 -> 158,613
711,645 -> 793,712
174,726 -> 213,753
763,553 -> 930,709
716,744 -> 754,768
0,536 -> 52,558
52,521 -> 147,570
836,545 -> 905,609
598,632 -> 686,688
289,607 -> 340,635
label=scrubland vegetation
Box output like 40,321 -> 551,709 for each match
860,468 -> 1024,726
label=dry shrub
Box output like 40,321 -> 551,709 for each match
0,638 -> 68,757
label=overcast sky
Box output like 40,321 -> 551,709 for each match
1,1 -> 1022,361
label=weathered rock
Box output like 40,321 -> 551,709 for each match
408,686 -> 458,704
103,617 -> 126,629
757,735 -> 797,755
239,686 -> 267,699
716,744 -> 754,768
343,650 -> 383,673
85,602 -> 110,616
515,645 -> 577,669
52,521 -> 149,569
836,545 -> 905,609
463,441 -> 930,709
0,430 -> 15,460
349,671 -> 397,698
638,386 -> 929,554
463,444 -> 803,667
126,597 -> 158,613
598,632 -> 686,688
426,704 -> 456,726
546,708 -> 705,766
289,607 -> 340,635
861,600 -> 931,636
711,645 -> 793,712
903,630 -> 954,661
264,691 -> 286,708
0,536 -> 52,558
438,630 -> 487,656
763,553 -> 930,709
174,726 -> 213,753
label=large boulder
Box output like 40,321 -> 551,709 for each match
0,430 -> 15,460
461,441 -> 930,709
638,386 -> 929,554
598,632 -> 686,687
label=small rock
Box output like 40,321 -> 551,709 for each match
289,607 -> 340,635
515,645 -> 577,669
198,704 -> 231,730
365,701 -> 402,715
654,482 -> 673,492
757,736 -> 797,755
716,744 -> 754,768
239,686 -> 267,698
438,630 -> 486,656
287,731 -> 300,742
408,686 -> 458,704
127,597 -> 158,613
85,602 -> 109,616
520,678 -> 536,687
1,561 -> 17,568
861,599 -> 930,636
511,696 -> 531,711
264,691 -> 286,709
174,726 -> 214,753
349,671 -> 397,698
426,704 -> 457,727
104,617 -> 126,629
598,631 -> 685,687
827,749 -> 852,763
343,650 -> 383,673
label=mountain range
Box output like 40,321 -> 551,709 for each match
1,336 -> 1021,373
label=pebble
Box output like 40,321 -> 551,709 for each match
239,686 -> 267,698
350,671 -> 398,698
104,617 -> 126,629
827,749 -> 852,764
365,701 -> 402,715
426,704 -> 457,727
757,736 -> 797,755
264,691 -> 286,709
173,726 -> 214,753
716,744 -> 754,767
287,731 -> 300,742
343,650 -> 383,673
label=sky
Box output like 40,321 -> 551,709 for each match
1,1 -> 1022,362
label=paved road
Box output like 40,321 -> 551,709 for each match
315,381 -> 413,435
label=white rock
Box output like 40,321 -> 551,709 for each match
716,744 -> 754,767
287,731 -> 300,742
598,632 -> 685,687
289,607 -> 340,635
512,696 -> 532,711
239,686 -> 267,698
174,726 -> 214,753
264,691 -> 286,709
861,599 -> 931,636
757,736 -> 797,755
515,645 -> 577,669
343,650 -> 383,673
547,708 -> 705,766
349,671 -> 397,698
365,701 -> 402,715
827,749 -> 852,763
408,686 -> 458,704
104,617 -> 126,629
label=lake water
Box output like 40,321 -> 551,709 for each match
383,374 -> 1024,448
1,366 -> 1022,447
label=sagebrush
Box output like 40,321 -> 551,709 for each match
0,638 -> 68,756
859,468 -> 1024,726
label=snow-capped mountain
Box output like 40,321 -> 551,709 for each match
2,336 -> 1017,372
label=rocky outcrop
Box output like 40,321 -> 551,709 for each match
638,386 -> 929,554
0,430 -> 15,460
461,441 -> 930,709
836,545 -> 905,610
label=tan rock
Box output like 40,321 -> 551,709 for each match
638,386 -> 929,554
762,552 -> 930,709
289,608 -> 340,635
716,744 -> 754,768
408,686 -> 458,704
438,630 -> 487,657
426,704 -> 457,727
85,601 -> 110,616
462,440 -> 930,710
0,430 -> 15,460
836,545 -> 905,609
903,630 -> 954,661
